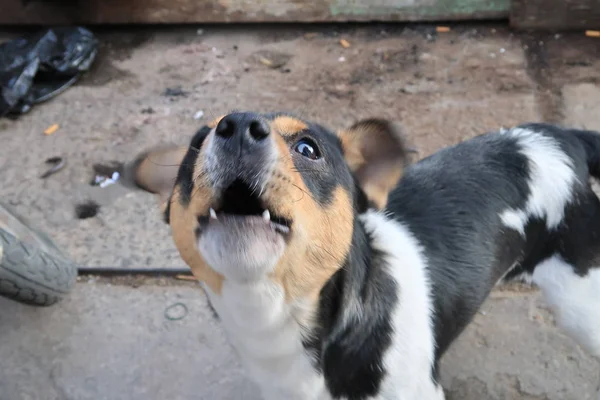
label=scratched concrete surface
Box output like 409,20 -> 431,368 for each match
1,24 -> 600,399
0,283 -> 598,400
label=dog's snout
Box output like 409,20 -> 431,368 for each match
215,113 -> 270,143
208,112 -> 276,187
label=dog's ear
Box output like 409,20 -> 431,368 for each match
127,145 -> 187,222
338,119 -> 411,210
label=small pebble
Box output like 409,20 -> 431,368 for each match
194,110 -> 205,120
338,56 -> 346,62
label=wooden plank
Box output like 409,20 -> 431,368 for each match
0,0 -> 509,25
511,0 -> 600,30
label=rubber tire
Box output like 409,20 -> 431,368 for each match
0,202 -> 77,306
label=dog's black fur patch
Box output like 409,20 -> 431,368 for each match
387,133 -> 533,366
180,126 -> 212,203
303,221 -> 397,399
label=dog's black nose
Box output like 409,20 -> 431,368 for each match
211,113 -> 274,183
215,113 -> 270,142
207,112 -> 278,188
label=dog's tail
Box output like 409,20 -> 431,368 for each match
121,145 -> 187,205
572,129 -> 600,178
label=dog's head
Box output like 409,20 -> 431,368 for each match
133,112 -> 410,299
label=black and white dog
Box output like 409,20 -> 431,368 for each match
132,113 -> 600,399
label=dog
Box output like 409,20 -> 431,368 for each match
130,113 -> 600,399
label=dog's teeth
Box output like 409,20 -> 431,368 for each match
209,208 -> 218,220
276,225 -> 290,234
262,209 -> 270,222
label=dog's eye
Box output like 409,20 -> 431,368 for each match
294,138 -> 320,160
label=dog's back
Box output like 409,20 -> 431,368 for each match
386,123 -> 600,371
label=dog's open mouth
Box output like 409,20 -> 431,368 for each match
198,179 -> 291,236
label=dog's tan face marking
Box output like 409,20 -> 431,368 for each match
266,132 -> 354,300
168,134 -> 226,293
133,113 -> 409,301
169,185 -> 225,293
272,115 -> 308,137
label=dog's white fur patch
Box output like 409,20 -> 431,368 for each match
532,255 -> 600,359
198,221 -> 285,282
499,127 -> 576,235
361,211 -> 444,400
203,281 -> 329,400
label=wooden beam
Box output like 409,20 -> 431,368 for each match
0,0 -> 509,25
511,0 -> 600,30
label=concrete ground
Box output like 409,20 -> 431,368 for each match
1,23 -> 600,399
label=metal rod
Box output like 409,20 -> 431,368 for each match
77,266 -> 193,276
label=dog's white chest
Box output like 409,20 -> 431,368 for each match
204,280 -> 330,400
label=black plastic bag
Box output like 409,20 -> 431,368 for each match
0,27 -> 98,117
